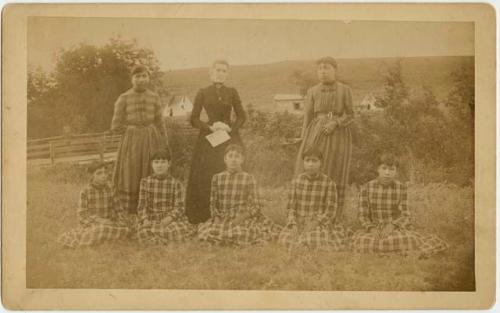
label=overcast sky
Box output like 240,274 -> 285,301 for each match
28,17 -> 474,71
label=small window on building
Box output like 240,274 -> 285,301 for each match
293,102 -> 301,110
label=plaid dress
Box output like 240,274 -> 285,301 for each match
136,174 -> 195,245
278,172 -> 349,250
111,88 -> 169,213
295,82 -> 354,219
351,179 -> 449,255
197,170 -> 282,246
58,182 -> 130,248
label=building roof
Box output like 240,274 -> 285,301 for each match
359,93 -> 377,105
273,94 -> 304,101
169,96 -> 193,109
162,95 -> 193,117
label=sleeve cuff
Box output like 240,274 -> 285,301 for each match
317,215 -> 329,225
196,121 -> 211,131
364,224 -> 376,231
393,220 -> 409,230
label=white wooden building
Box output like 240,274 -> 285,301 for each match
273,94 -> 305,114
355,93 -> 384,113
162,95 -> 193,117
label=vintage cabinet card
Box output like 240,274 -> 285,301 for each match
2,3 -> 496,310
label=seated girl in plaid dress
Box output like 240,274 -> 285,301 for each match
279,148 -> 349,251
351,153 -> 449,257
58,162 -> 130,248
197,144 -> 282,246
136,149 -> 195,245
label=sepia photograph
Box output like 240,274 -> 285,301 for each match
2,3 -> 496,310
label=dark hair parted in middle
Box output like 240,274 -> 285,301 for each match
130,64 -> 150,77
150,149 -> 171,161
224,144 -> 245,157
301,147 -> 323,161
87,161 -> 109,174
378,153 -> 400,168
316,56 -> 338,69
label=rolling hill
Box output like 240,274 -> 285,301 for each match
162,56 -> 474,112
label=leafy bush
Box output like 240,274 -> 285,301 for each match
241,106 -> 302,186
165,117 -> 197,181
28,37 -> 167,139
241,59 -> 473,187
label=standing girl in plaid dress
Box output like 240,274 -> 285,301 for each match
351,153 -> 449,257
58,162 -> 130,248
111,65 -> 169,215
136,149 -> 195,245
295,57 -> 354,222
197,144 -> 282,246
280,148 -> 349,251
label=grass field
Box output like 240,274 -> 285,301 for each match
27,165 -> 475,291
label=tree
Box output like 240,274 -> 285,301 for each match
358,59 -> 475,185
441,63 -> 475,184
28,68 -> 57,138
446,63 -> 474,119
290,70 -> 317,96
28,67 -> 53,104
27,37 -> 167,138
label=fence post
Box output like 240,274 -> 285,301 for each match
99,133 -> 105,162
49,141 -> 55,165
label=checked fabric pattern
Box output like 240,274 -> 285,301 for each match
278,172 -> 349,250
110,89 -> 167,135
136,174 -> 195,245
58,182 -> 130,248
197,170 -> 282,246
351,179 -> 449,255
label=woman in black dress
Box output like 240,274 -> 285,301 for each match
185,60 -> 246,224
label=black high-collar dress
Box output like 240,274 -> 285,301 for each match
185,83 -> 246,224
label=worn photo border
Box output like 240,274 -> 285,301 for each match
2,3 -> 496,309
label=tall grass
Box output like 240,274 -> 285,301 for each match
27,166 -> 474,291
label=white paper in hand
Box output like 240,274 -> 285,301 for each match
205,130 -> 230,147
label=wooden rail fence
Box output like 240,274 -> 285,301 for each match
28,132 -> 123,166
28,117 -> 198,166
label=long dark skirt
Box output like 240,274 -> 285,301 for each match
113,125 -> 167,213
185,130 -> 243,224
